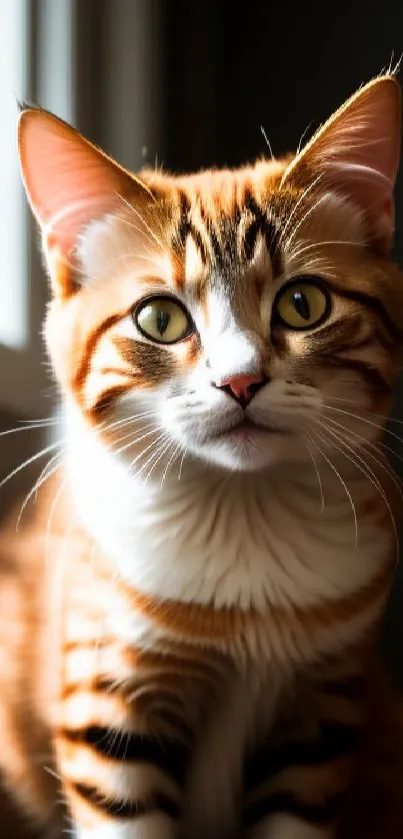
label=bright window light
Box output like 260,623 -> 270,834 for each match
0,0 -> 28,350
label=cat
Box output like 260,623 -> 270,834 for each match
1,73 -> 403,839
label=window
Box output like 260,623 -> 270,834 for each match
0,0 -> 74,416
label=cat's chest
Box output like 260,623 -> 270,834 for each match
73,463 -> 389,615
67,438 -> 391,664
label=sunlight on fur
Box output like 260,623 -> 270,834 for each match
1,74 -> 403,839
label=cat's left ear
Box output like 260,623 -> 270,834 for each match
281,75 -> 401,254
18,107 -> 154,298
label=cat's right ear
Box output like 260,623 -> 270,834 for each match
18,108 -> 152,298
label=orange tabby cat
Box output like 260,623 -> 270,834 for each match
1,75 -> 403,839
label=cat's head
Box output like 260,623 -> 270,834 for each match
18,76 -> 403,476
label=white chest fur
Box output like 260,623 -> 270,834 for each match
66,407 -> 390,616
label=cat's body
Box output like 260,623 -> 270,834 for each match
1,75 -> 403,838
0,462 -> 398,839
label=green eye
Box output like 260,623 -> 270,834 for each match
134,296 -> 193,344
274,279 -> 331,330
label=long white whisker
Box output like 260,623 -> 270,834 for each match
178,447 -> 187,481
130,433 -> 166,469
322,417 -> 403,525
16,450 -> 64,531
0,421 -> 56,439
286,192 -> 329,250
327,396 -> 403,430
159,441 -> 182,490
305,438 -> 325,514
116,193 -> 165,252
323,414 -> 403,482
136,436 -> 171,483
45,476 -> 69,567
100,410 -> 156,433
113,426 -> 156,456
324,405 -> 403,448
291,239 -> 365,261
309,434 -> 358,550
0,441 -> 63,492
314,423 -> 398,551
276,173 -> 324,250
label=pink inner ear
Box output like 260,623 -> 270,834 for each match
18,110 -> 146,260
282,77 -> 401,251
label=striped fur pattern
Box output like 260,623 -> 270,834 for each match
1,74 -> 403,837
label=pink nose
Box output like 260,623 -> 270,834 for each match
217,372 -> 267,406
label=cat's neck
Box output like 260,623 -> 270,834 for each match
64,405 -> 391,612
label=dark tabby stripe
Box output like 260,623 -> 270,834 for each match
326,282 -> 402,343
321,676 -> 364,699
61,726 -> 189,785
243,190 -> 282,274
323,356 -> 390,394
90,383 -> 133,416
308,315 -> 367,350
244,722 -> 360,791
174,191 -> 191,254
243,790 -> 343,828
73,782 -> 181,820
243,218 -> 261,261
74,314 -> 122,392
188,223 -> 209,265
207,216 -> 225,270
113,337 -> 176,383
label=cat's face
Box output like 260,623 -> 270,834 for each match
18,76 -> 403,478
49,175 -> 397,475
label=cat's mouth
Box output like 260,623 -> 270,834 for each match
209,416 -> 285,443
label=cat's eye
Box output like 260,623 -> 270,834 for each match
134,296 -> 193,344
274,279 -> 331,330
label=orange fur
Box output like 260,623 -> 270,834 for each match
1,75 -> 403,838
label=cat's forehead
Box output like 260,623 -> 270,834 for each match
79,159 -> 289,289
158,160 -> 291,289
166,158 -> 287,208
78,155 -> 363,303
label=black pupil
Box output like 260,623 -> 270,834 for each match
156,310 -> 170,335
292,290 -> 311,321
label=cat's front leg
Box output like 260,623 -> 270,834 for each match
242,654 -> 365,839
57,722 -> 187,839
53,634 -> 206,838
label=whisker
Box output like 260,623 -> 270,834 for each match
116,193 -> 165,252
285,192 -> 330,250
45,475 -> 69,567
305,438 -> 325,514
0,420 -> 56,439
159,441 -> 182,490
178,447 -> 187,481
308,434 -> 358,550
324,404 -> 403,448
290,239 -> 365,261
99,410 -> 156,433
260,125 -> 274,160
276,173 -> 324,252
130,432 -> 167,470
140,438 -> 172,484
113,426 -> 156,456
327,396 -> 403,430
314,423 -> 398,551
16,450 -> 64,531
323,413 -> 403,475
0,440 -> 63,492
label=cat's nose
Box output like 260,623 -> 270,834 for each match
214,373 -> 268,408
